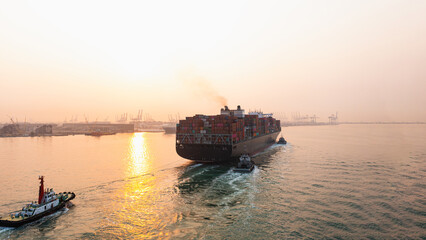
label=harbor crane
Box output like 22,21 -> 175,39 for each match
310,115 -> 319,123
328,112 -> 338,124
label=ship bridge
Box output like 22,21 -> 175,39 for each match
220,105 -> 245,118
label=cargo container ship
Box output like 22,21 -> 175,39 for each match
162,124 -> 177,134
176,106 -> 281,163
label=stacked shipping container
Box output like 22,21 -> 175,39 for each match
177,112 -> 281,145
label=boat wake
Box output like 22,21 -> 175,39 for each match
0,227 -> 13,233
29,207 -> 70,227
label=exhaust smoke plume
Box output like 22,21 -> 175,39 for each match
179,71 -> 228,107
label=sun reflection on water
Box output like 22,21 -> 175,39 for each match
97,132 -> 176,238
128,132 -> 150,177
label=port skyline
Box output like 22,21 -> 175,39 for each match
1,1 -> 425,124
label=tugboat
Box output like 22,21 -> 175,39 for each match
233,154 -> 255,173
0,176 -> 75,228
277,135 -> 287,144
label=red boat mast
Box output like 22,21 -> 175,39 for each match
38,176 -> 44,204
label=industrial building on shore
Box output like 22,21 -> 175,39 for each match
0,123 -> 134,137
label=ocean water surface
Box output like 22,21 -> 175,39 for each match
0,124 -> 425,239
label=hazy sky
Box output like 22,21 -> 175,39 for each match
1,0 -> 425,123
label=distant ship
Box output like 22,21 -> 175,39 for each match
0,176 -> 75,228
162,124 -> 176,134
176,105 -> 281,163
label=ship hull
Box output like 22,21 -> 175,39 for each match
163,126 -> 176,134
176,132 -> 279,163
0,193 -> 75,228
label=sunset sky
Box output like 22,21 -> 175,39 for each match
1,0 -> 425,123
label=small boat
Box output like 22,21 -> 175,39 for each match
0,176 -> 75,228
277,136 -> 287,144
233,154 -> 255,173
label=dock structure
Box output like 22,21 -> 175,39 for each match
0,123 -> 134,137
60,123 -> 134,134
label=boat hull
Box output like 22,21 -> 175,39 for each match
233,165 -> 255,173
163,126 -> 176,134
0,193 -> 75,228
176,132 -> 279,163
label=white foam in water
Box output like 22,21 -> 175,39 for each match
32,207 -> 70,225
252,144 -> 278,157
228,174 -> 245,188
211,166 -> 261,213
185,165 -> 218,179
61,207 -> 69,214
0,227 -> 13,233
186,163 -> 203,170
201,168 -> 245,196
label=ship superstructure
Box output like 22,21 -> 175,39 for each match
176,106 -> 281,162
